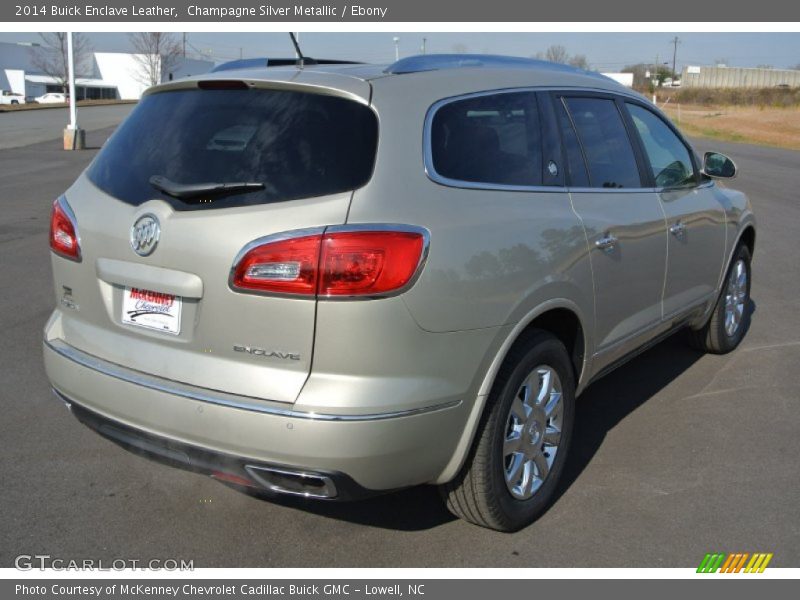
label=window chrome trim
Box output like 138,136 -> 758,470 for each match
567,187 -> 659,194
423,88 -> 567,194
423,86 -> 667,194
228,223 -> 431,301
45,338 -> 461,421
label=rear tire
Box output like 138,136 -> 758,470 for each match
440,330 -> 575,531
688,245 -> 751,354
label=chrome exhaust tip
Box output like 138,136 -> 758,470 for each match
244,465 -> 337,499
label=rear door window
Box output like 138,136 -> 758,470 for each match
554,98 -> 590,187
87,88 -> 378,210
430,91 -> 543,187
562,97 -> 643,189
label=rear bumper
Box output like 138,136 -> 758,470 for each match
56,391 -> 370,500
43,337 -> 467,493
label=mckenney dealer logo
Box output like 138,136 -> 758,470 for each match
697,552 -> 773,573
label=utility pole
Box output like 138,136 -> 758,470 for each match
421,37 -> 427,55
182,32 -> 186,58
670,36 -> 680,79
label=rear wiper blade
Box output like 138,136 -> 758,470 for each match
149,175 -> 264,200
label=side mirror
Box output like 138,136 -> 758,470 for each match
702,152 -> 737,179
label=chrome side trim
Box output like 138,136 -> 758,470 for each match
45,338 -> 460,421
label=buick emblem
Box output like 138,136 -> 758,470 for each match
130,214 -> 160,257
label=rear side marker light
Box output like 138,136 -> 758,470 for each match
49,196 -> 81,261
231,226 -> 428,298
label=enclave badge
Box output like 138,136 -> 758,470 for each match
130,214 -> 160,256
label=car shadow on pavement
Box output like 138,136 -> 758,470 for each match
242,483 -> 457,531
244,302 -> 755,532
553,299 -> 755,510
553,333 -> 704,506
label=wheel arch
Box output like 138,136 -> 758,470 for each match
738,224 -> 756,258
434,299 -> 590,485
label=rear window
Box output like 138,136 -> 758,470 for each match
87,88 -> 378,210
430,91 -> 543,187
563,97 -> 642,189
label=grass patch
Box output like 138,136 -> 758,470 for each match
672,87 -> 800,108
662,103 -> 800,151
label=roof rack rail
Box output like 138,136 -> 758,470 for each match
384,54 -> 601,77
211,58 -> 363,73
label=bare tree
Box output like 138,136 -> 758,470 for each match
568,54 -> 589,70
128,32 -> 183,87
545,45 -> 569,64
30,33 -> 92,94
451,43 -> 469,54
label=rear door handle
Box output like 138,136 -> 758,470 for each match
669,221 -> 686,237
595,234 -> 618,251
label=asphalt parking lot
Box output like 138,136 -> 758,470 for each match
0,104 -> 135,149
0,119 -> 798,568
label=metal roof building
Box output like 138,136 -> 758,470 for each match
681,65 -> 800,88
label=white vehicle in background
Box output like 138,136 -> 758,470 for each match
0,90 -> 26,105
35,92 -> 67,104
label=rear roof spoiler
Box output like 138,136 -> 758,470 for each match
211,58 -> 363,73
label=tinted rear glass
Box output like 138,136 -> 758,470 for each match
431,92 -> 542,186
87,88 -> 378,210
563,97 -> 642,189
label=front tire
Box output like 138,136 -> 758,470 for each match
441,330 -> 575,531
688,244 -> 751,354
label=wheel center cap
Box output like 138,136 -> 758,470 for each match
527,421 -> 542,445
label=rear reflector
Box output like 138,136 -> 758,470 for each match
231,226 -> 428,298
210,470 -> 257,488
49,197 -> 81,261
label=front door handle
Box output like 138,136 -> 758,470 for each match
669,221 -> 686,237
595,234 -> 618,251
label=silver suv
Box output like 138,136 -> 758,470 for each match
44,55 -> 755,531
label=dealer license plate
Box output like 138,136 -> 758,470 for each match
121,287 -> 182,335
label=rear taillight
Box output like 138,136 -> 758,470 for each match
49,197 -> 81,261
231,226 -> 428,298
232,233 -> 322,296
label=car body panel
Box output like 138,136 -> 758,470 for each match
53,175 -> 352,403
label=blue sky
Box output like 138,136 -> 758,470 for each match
1,32 -> 798,70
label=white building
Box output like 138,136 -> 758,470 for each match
601,72 -> 635,88
0,41 -> 213,101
